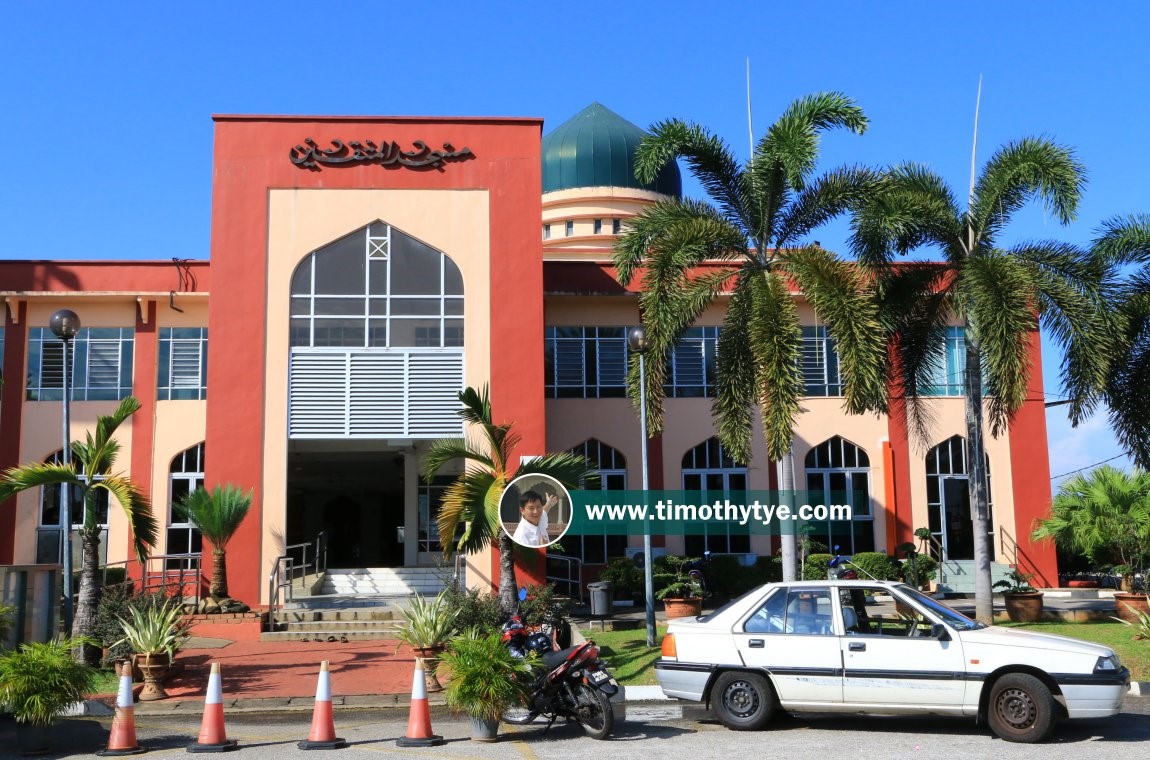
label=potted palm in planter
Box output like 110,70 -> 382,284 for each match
394,591 -> 459,692
0,637 -> 98,755
113,596 -> 191,701
655,556 -> 705,618
438,628 -> 533,742
993,569 -> 1044,623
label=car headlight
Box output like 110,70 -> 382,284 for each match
1094,654 -> 1122,673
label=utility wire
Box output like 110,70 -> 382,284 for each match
1049,453 -> 1127,481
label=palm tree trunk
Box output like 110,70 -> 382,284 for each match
779,447 -> 798,581
497,532 -> 518,616
73,528 -> 104,666
964,327 -> 994,623
211,548 -> 228,599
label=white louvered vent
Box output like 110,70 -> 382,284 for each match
289,349 -> 463,439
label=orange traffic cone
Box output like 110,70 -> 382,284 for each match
298,661 -> 347,750
96,661 -> 146,756
187,662 -> 238,753
395,657 -> 444,747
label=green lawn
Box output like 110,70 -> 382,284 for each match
586,620 -> 1150,687
582,625 -> 665,686
1004,621 -> 1150,680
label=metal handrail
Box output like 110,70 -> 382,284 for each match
452,552 -> 467,592
142,554 -> 202,608
266,555 -> 292,629
545,554 -> 584,603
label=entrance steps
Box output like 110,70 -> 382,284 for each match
260,567 -> 450,642
318,567 -> 448,596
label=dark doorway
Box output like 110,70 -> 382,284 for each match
286,450 -> 406,568
942,478 -> 973,560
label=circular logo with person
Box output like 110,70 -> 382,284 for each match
500,473 -> 572,548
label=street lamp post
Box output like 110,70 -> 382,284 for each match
49,308 -> 81,635
627,327 -> 657,647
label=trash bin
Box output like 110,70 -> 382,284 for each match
588,581 -> 613,617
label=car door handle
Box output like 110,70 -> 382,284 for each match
748,639 -> 764,648
848,642 -> 866,652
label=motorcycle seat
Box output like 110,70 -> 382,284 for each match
542,645 -> 584,670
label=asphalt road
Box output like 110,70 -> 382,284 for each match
7,697 -> 1148,759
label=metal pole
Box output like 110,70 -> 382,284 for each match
638,352 -> 656,647
60,335 -> 73,635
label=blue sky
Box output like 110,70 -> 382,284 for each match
2,1 -> 1145,484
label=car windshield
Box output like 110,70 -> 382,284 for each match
894,584 -> 986,630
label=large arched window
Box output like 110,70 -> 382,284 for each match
167,444 -> 205,568
926,435 -> 993,560
36,449 -> 109,563
565,439 -> 628,564
682,437 -> 749,556
287,221 -> 465,438
290,221 -> 463,349
804,436 -> 873,554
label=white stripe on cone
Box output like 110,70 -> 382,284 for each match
116,663 -> 134,707
314,660 -> 332,702
410,658 -> 427,700
205,662 -> 223,705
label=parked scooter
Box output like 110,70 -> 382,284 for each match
827,545 -> 859,580
500,589 -> 618,739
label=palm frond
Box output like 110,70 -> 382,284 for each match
636,119 -> 747,226
776,165 -> 881,246
174,484 -> 252,548
972,137 -> 1085,243
712,273 -> 760,465
0,463 -> 83,501
962,252 -> 1037,434
746,272 -> 804,461
756,92 -> 868,191
96,476 -> 158,561
1090,213 -> 1150,267
849,163 -> 962,266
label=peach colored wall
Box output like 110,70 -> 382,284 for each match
262,188 -> 492,593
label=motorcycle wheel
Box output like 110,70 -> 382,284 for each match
500,705 -> 539,725
575,683 -> 614,739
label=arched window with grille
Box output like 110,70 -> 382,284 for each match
925,435 -> 993,560
564,439 -> 628,565
681,437 -> 749,556
803,436 -> 873,554
167,443 -> 205,569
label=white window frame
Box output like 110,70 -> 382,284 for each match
681,438 -> 749,555
158,327 -> 208,400
545,327 -> 629,398
27,327 -> 134,401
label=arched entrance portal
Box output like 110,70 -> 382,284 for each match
285,221 -> 464,568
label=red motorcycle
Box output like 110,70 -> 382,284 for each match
500,606 -> 618,739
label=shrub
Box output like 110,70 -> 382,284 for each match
598,557 -> 642,601
900,554 -> 937,586
803,553 -> 833,581
442,586 -> 503,635
850,552 -> 901,581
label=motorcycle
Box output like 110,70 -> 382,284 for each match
828,546 -> 859,580
500,591 -> 618,739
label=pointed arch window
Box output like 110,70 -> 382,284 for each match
35,449 -> 109,564
682,437 -> 749,555
167,443 -> 205,568
804,436 -> 873,555
565,439 -> 628,564
925,435 -> 993,560
290,221 -> 464,349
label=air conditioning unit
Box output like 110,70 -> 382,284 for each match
624,547 -> 666,567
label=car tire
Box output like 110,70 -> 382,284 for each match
987,673 -> 1057,743
711,671 -> 776,731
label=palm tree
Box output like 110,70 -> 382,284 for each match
1032,465 -> 1150,583
175,483 -> 253,600
851,141 -> 1114,621
1089,215 -> 1150,468
613,93 -> 888,578
0,396 -> 158,665
423,386 -> 597,613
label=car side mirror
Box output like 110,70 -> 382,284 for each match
931,623 -> 951,641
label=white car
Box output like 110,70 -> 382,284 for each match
655,580 -> 1129,743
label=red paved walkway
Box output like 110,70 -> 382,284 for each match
123,637 -> 418,709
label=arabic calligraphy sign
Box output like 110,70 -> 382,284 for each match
289,138 -> 474,171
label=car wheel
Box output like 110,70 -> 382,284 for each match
711,671 -> 775,731
987,673 -> 1056,743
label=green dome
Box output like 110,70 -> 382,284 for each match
542,103 -> 681,196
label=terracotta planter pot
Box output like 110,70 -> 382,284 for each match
134,653 -> 172,701
1003,592 -> 1044,623
411,646 -> 446,693
1113,593 -> 1150,624
662,598 -> 703,619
